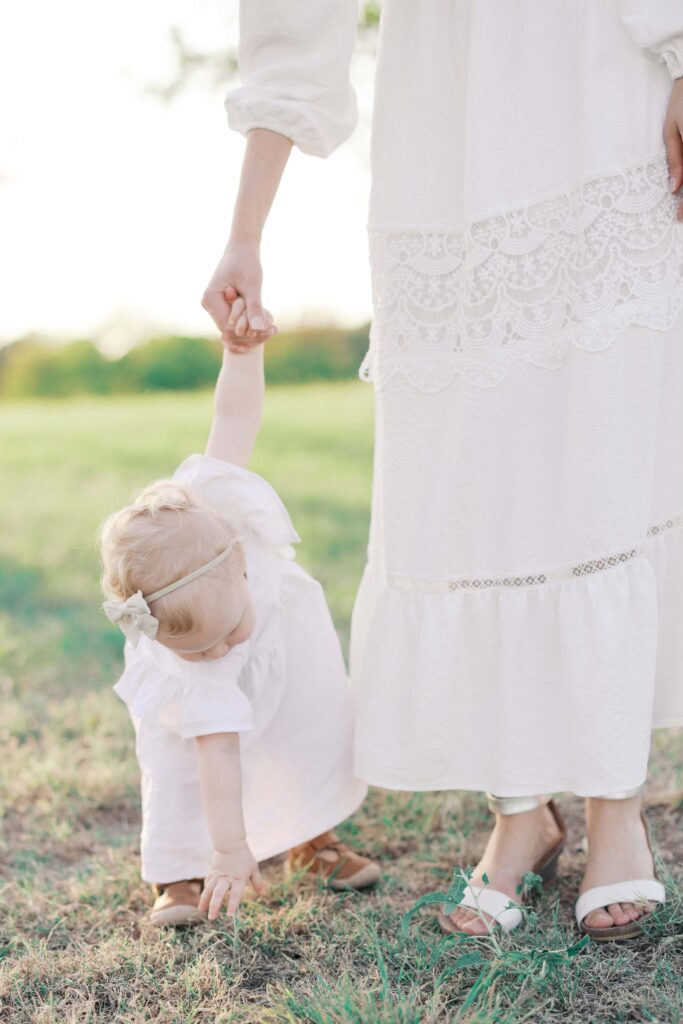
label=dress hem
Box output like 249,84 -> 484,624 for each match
139,778 -> 369,884
351,774 -> 652,799
652,715 -> 683,729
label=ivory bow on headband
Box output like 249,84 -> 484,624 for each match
102,590 -> 160,645
103,542 -> 235,647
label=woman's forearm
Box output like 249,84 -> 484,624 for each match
228,128 -> 293,247
195,732 -> 247,852
202,128 -> 291,346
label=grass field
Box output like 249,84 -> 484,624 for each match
1,382 -> 683,1023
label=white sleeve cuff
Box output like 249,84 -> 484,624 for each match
225,0 -> 358,159
619,2 -> 683,80
660,36 -> 683,79
225,88 -> 357,159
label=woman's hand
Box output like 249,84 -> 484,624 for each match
202,240 -> 277,354
198,841 -> 266,920
664,78 -> 683,219
203,129 -> 293,353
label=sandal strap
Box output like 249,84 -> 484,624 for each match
575,880 -> 666,927
152,878 -> 203,897
307,831 -> 341,853
444,884 -> 523,933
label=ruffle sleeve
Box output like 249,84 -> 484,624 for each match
225,0 -> 358,158
113,635 -> 254,739
620,1 -> 683,79
172,454 -> 301,555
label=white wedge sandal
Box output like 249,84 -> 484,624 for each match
575,785 -> 666,942
439,793 -> 566,936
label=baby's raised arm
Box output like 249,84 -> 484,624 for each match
195,732 -> 265,919
205,343 -> 264,468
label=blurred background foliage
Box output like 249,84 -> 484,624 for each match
0,325 -> 371,398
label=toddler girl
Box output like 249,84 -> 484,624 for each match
99,335 -> 378,925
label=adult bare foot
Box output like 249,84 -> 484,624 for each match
579,795 -> 659,931
442,803 -> 564,936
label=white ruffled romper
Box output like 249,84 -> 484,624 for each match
226,1 -> 683,797
113,455 -> 367,883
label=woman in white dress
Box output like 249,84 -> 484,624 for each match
203,0 -> 683,940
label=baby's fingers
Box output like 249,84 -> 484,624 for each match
198,880 -> 213,915
226,880 -> 246,917
250,865 -> 266,897
234,309 -> 249,338
208,879 -> 232,921
226,325 -> 277,354
227,297 -> 246,329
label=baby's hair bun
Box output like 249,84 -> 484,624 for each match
132,480 -> 199,516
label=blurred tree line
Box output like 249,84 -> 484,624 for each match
0,325 -> 371,399
0,3 -> 381,401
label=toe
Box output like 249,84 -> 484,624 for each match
621,902 -> 642,921
451,908 -> 475,930
446,907 -> 490,936
459,914 -> 490,936
607,902 -> 631,926
583,906 -> 615,929
632,900 -> 658,922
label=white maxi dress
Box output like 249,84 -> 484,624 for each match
226,1 -> 683,797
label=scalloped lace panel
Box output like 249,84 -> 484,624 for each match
360,152 -> 683,391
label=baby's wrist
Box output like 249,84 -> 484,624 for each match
214,837 -> 249,856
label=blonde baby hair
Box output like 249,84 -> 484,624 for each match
100,479 -> 241,640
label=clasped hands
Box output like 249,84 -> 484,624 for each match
202,241 -> 277,355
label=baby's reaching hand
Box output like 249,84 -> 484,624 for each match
199,841 -> 266,920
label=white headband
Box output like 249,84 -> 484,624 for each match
103,542 -> 236,647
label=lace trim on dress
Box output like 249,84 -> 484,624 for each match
360,152 -> 683,391
386,516 -> 683,593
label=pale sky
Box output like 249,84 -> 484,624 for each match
0,0 -> 374,350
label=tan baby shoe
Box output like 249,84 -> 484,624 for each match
288,831 -> 381,890
149,878 -> 204,926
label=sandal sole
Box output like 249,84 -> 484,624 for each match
581,918 -> 650,942
328,863 -> 382,890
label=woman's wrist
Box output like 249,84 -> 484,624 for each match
227,227 -> 262,250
